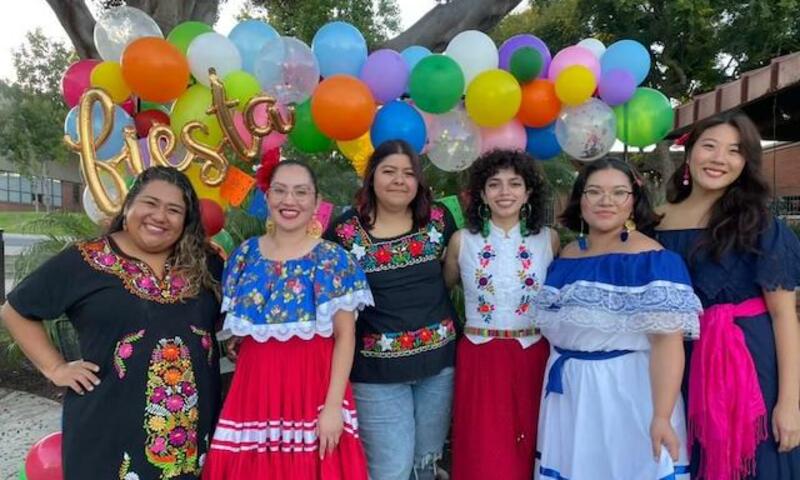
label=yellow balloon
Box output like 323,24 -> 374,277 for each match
554,65 -> 597,107
185,162 -> 228,208
90,61 -> 132,104
465,69 -> 522,127
337,132 -> 373,178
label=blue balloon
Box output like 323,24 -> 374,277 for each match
229,20 -> 280,74
64,103 -> 134,160
525,123 -> 561,160
370,100 -> 426,153
601,39 -> 651,86
247,190 -> 269,220
312,21 -> 368,77
401,45 -> 431,72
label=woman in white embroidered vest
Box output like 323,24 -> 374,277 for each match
202,161 -> 374,480
532,157 -> 702,480
443,149 -> 560,480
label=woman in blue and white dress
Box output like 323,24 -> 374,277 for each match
533,157 -> 702,480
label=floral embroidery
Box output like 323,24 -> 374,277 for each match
515,294 -> 533,315
78,238 -> 194,303
190,326 -> 213,365
114,330 -> 146,379
516,245 -> 532,270
478,243 -> 496,268
477,295 -> 495,323
118,452 -> 140,480
361,318 -> 456,358
333,206 -> 448,273
144,337 -> 200,479
514,244 -> 539,316
474,269 -> 495,294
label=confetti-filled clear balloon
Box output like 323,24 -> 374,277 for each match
427,106 -> 481,172
254,36 -> 320,105
555,99 -> 616,162
94,6 -> 163,61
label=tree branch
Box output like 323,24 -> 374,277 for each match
45,0 -> 98,59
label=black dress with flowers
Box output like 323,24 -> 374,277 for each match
7,236 -> 223,480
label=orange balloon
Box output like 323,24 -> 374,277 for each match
517,79 -> 562,128
311,75 -> 376,141
121,37 -> 190,103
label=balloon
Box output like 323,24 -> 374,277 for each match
577,38 -> 606,59
401,45 -> 431,73
602,39 -> 651,85
25,432 -> 63,480
134,109 -> 170,138
614,87 -> 674,147
121,97 -> 136,115
167,21 -> 214,55
312,21 -> 368,77
121,37 -> 190,102
414,105 -> 437,154
408,54 -> 464,114
83,185 -> 112,225
509,47 -> 543,83
93,6 -> 163,61
310,75 -> 375,141
445,30 -> 498,87
554,65 -> 597,106
223,70 -> 260,111
170,84 -> 223,147
254,36 -> 319,105
140,100 -> 171,114
289,100 -> 333,153
88,61 -> 130,104
17,461 -> 27,480
228,20 -> 280,74
200,198 -> 225,236
360,49 -> 408,104
555,98 -> 617,162
233,103 -> 289,155
516,79 -> 562,129
427,106 -> 482,172
61,59 -> 100,107
598,69 -> 636,106
370,100 -> 426,153
465,69 -> 522,127
480,119 -> 526,153
187,32 -> 242,86
337,132 -> 373,177
211,229 -> 236,257
186,163 -> 227,206
499,34 -> 552,75
525,123 -> 561,160
548,46 -> 600,81
64,102 -> 134,160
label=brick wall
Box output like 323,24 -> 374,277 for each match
762,142 -> 800,197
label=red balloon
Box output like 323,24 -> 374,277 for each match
61,59 -> 100,107
134,109 -> 171,138
25,432 -> 63,480
199,199 -> 225,237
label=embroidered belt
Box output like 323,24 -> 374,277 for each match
463,326 -> 539,338
360,318 -> 456,359
546,346 -> 633,395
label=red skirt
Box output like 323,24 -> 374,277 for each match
202,336 -> 368,480
451,336 -> 549,480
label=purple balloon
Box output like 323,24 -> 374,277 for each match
138,137 -> 152,169
499,34 -> 551,76
359,49 -> 409,104
598,69 -> 636,106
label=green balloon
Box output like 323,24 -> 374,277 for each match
18,461 -> 27,480
167,21 -> 214,56
139,100 -> 171,114
288,100 -> 334,153
212,229 -> 236,255
409,54 -> 465,114
223,71 -> 261,111
614,87 -> 674,147
509,47 -> 543,83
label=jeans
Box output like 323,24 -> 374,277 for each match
353,367 -> 454,480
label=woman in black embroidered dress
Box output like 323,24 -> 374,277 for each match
1,167 -> 223,480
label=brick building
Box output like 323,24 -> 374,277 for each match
0,157 -> 83,213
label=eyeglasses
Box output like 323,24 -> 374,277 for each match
267,186 -> 315,202
582,188 -> 633,205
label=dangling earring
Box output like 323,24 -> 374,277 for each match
682,162 -> 690,186
265,218 -> 276,236
306,218 -> 323,239
479,203 -> 491,238
519,204 -> 531,237
621,217 -> 637,242
578,218 -> 588,251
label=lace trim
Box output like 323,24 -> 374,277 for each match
534,307 -> 700,338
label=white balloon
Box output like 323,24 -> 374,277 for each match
555,99 -> 616,162
254,36 -> 320,105
187,32 -> 242,86
445,30 -> 499,89
93,6 -> 163,62
577,38 -> 607,59
427,106 -> 482,172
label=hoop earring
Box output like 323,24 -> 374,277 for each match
621,217 -> 636,242
479,203 -> 491,238
306,218 -> 323,239
519,203 -> 531,237
682,162 -> 690,186
578,218 -> 588,251
265,218 -> 276,236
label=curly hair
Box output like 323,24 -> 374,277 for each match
465,149 -> 549,236
666,111 -> 770,260
560,156 -> 661,236
106,166 -> 219,300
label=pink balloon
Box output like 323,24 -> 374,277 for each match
548,46 -> 600,81
61,59 -> 100,107
413,104 -> 437,154
480,119 -> 526,153
234,103 -> 288,155
121,97 -> 136,116
25,432 -> 63,480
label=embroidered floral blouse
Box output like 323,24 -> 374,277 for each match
7,236 -> 223,480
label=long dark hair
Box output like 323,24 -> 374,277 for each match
354,139 -> 433,229
107,166 -> 218,298
465,149 -> 549,236
666,112 -> 769,260
560,157 -> 661,235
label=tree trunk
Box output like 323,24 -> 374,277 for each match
653,140 -> 679,204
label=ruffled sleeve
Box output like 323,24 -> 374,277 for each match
314,241 -> 374,327
220,238 -> 253,313
755,217 -> 800,292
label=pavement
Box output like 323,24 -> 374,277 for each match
0,388 -> 61,480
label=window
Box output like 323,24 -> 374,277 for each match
0,172 -> 67,207
776,196 -> 800,218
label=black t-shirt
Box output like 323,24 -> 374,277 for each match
324,205 -> 457,383
7,236 -> 223,480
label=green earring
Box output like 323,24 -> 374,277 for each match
479,204 -> 491,238
519,204 -> 531,237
